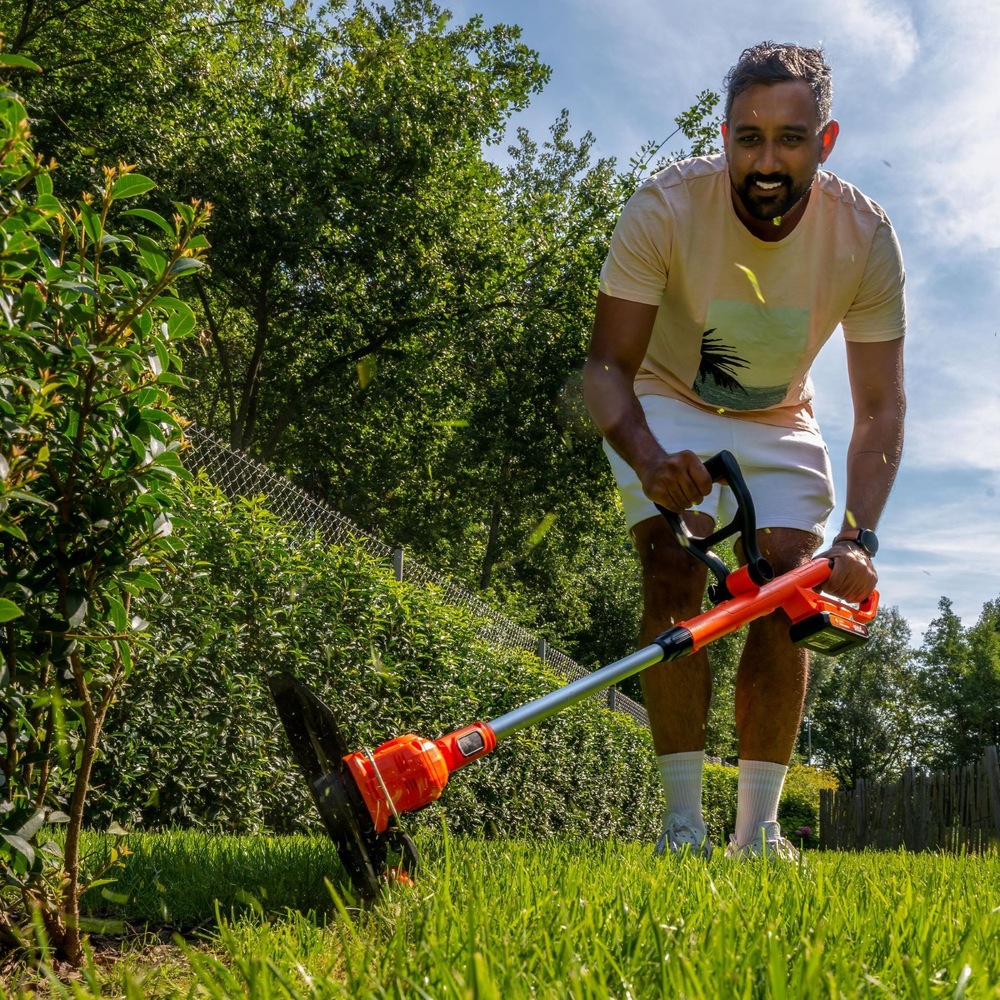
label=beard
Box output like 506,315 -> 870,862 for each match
734,171 -> 815,221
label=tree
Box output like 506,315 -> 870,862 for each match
918,596 -> 1000,766
964,600 -> 1000,751
4,0 -> 550,438
3,0 -> 726,674
810,606 -> 923,787
917,596 -> 974,767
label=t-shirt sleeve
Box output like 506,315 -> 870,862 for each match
598,184 -> 672,305
841,220 -> 906,343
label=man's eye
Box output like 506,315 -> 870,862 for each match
782,135 -> 804,143
738,135 -> 760,144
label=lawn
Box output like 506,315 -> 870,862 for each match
5,829 -> 1000,997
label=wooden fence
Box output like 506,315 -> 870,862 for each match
819,745 -> 1000,852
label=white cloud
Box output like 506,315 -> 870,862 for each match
878,496 -> 1000,633
889,2 -> 1000,250
825,0 -> 920,81
906,384 -> 1000,471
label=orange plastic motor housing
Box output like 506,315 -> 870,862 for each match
345,722 -> 497,833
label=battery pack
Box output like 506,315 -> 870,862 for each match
789,611 -> 870,655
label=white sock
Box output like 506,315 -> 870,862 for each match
657,750 -> 705,825
735,758 -> 788,847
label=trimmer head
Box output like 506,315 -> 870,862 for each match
268,672 -> 418,902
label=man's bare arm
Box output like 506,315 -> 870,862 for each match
582,292 -> 711,513
823,337 -> 906,601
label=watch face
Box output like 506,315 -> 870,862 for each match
858,529 -> 879,557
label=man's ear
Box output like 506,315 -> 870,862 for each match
819,120 -> 840,163
720,121 -> 729,143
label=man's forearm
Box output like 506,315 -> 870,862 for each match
582,359 -> 667,477
840,409 -> 904,531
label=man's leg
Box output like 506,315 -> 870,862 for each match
732,526 -> 820,856
632,513 -> 714,855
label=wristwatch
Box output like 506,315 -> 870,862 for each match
834,528 -> 879,558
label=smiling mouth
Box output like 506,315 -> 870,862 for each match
754,179 -> 784,191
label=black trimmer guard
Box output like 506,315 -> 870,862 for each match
268,672 -> 418,902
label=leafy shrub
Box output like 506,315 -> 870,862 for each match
703,762 -> 738,843
93,477 -> 836,855
0,81 -> 208,961
701,762 -> 838,847
92,478 -> 665,846
778,764 -> 839,844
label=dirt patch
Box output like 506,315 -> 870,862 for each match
1,924 -> 211,996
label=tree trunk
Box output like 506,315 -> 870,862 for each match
194,277 -> 237,435
56,652 -> 112,966
232,260 -> 275,450
479,450 -> 512,591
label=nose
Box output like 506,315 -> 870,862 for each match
756,139 -> 782,174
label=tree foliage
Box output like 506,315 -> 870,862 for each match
2,0 -> 729,668
809,607 -> 924,788
91,477 -> 667,848
917,596 -> 1000,767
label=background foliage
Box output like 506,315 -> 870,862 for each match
92,478 -> 664,844
92,478 -> 836,850
1,0 -> 676,667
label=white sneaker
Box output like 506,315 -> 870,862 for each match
724,821 -> 801,861
656,812 -> 713,859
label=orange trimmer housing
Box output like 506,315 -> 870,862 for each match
680,558 -> 879,655
345,723 -> 497,834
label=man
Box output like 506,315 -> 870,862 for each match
583,42 -> 905,859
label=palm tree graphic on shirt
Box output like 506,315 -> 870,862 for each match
695,329 -> 750,398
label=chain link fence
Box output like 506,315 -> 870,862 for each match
186,424 -> 649,729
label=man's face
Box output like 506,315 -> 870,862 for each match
722,80 -> 838,230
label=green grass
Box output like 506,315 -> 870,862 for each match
7,830 -> 1000,998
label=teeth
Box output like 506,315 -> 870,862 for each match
756,180 -> 782,190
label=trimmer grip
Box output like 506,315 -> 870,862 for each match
656,449 -> 772,598
702,450 -> 742,489
855,590 -> 880,623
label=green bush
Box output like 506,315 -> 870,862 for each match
92,477 -> 836,855
701,761 -> 839,848
778,764 -> 839,844
92,478 -> 664,845
0,81 -> 208,961
703,762 -> 738,843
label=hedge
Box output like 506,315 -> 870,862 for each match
92,477 -> 835,851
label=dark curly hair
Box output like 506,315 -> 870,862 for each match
724,42 -> 833,124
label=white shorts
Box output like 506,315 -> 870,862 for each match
603,395 -> 835,535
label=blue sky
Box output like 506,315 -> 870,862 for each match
445,0 -> 1000,644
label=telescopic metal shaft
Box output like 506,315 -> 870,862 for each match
488,642 -> 666,740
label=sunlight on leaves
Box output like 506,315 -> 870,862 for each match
0,597 -> 23,623
525,513 -> 558,552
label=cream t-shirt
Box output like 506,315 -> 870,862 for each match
599,155 -> 906,429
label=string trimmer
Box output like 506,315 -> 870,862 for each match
269,450 -> 877,900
